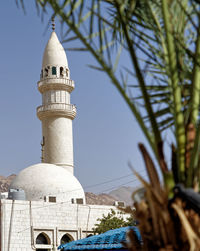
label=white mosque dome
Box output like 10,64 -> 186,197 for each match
10,163 -> 85,202
42,31 -> 68,68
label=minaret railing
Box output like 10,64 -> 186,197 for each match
37,103 -> 76,113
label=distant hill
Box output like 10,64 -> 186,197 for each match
86,186 -> 137,206
85,192 -> 116,205
0,174 -> 16,193
108,186 -> 135,206
0,174 -> 135,206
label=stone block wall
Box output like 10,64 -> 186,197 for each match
0,199 -> 124,250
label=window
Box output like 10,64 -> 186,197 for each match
66,68 -> 69,77
52,66 -> 56,75
36,233 -> 51,251
49,196 -> 56,203
87,234 -> 93,238
36,233 -> 50,245
60,67 -> 64,77
45,67 -> 48,77
60,234 -> 72,245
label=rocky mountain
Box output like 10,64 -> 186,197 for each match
0,175 -> 135,206
0,174 -> 16,193
86,186 -> 138,206
108,186 -> 135,206
85,192 -> 116,205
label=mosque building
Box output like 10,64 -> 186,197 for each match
0,25 -> 125,251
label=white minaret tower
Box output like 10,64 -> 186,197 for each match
37,23 -> 76,174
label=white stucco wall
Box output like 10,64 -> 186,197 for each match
0,199 -> 125,251
42,90 -> 70,105
42,117 -> 74,173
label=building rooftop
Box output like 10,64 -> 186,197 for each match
58,227 -> 141,250
10,163 -> 85,202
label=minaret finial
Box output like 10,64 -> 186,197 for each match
52,17 -> 55,31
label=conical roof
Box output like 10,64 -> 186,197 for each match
42,31 -> 68,68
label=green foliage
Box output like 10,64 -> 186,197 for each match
92,209 -> 133,234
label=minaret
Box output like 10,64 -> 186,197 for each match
37,23 -> 76,174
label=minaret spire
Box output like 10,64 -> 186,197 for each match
52,17 -> 55,31
37,31 -> 76,174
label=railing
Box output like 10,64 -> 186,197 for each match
37,103 -> 76,113
38,78 -> 74,88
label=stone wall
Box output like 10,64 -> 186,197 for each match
0,199 -> 124,251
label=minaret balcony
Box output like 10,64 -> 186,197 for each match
37,103 -> 76,120
38,78 -> 75,93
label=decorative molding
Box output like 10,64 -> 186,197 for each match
37,103 -> 76,120
38,78 -> 75,93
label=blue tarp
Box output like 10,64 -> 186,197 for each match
58,227 -> 141,251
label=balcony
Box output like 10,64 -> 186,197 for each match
37,78 -> 75,93
37,103 -> 76,120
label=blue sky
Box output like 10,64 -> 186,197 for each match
0,1 -> 148,193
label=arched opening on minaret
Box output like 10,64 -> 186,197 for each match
45,67 -> 49,77
60,67 -> 64,77
66,68 -> 69,77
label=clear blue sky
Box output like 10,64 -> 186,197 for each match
0,1 -> 148,193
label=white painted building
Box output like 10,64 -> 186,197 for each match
0,199 -> 118,251
0,28 -> 125,250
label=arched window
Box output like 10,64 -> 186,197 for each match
87,234 -> 93,238
66,68 -> 69,77
52,66 -> 57,75
60,67 -> 64,77
36,233 -> 50,245
60,234 -> 72,245
45,67 -> 48,77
